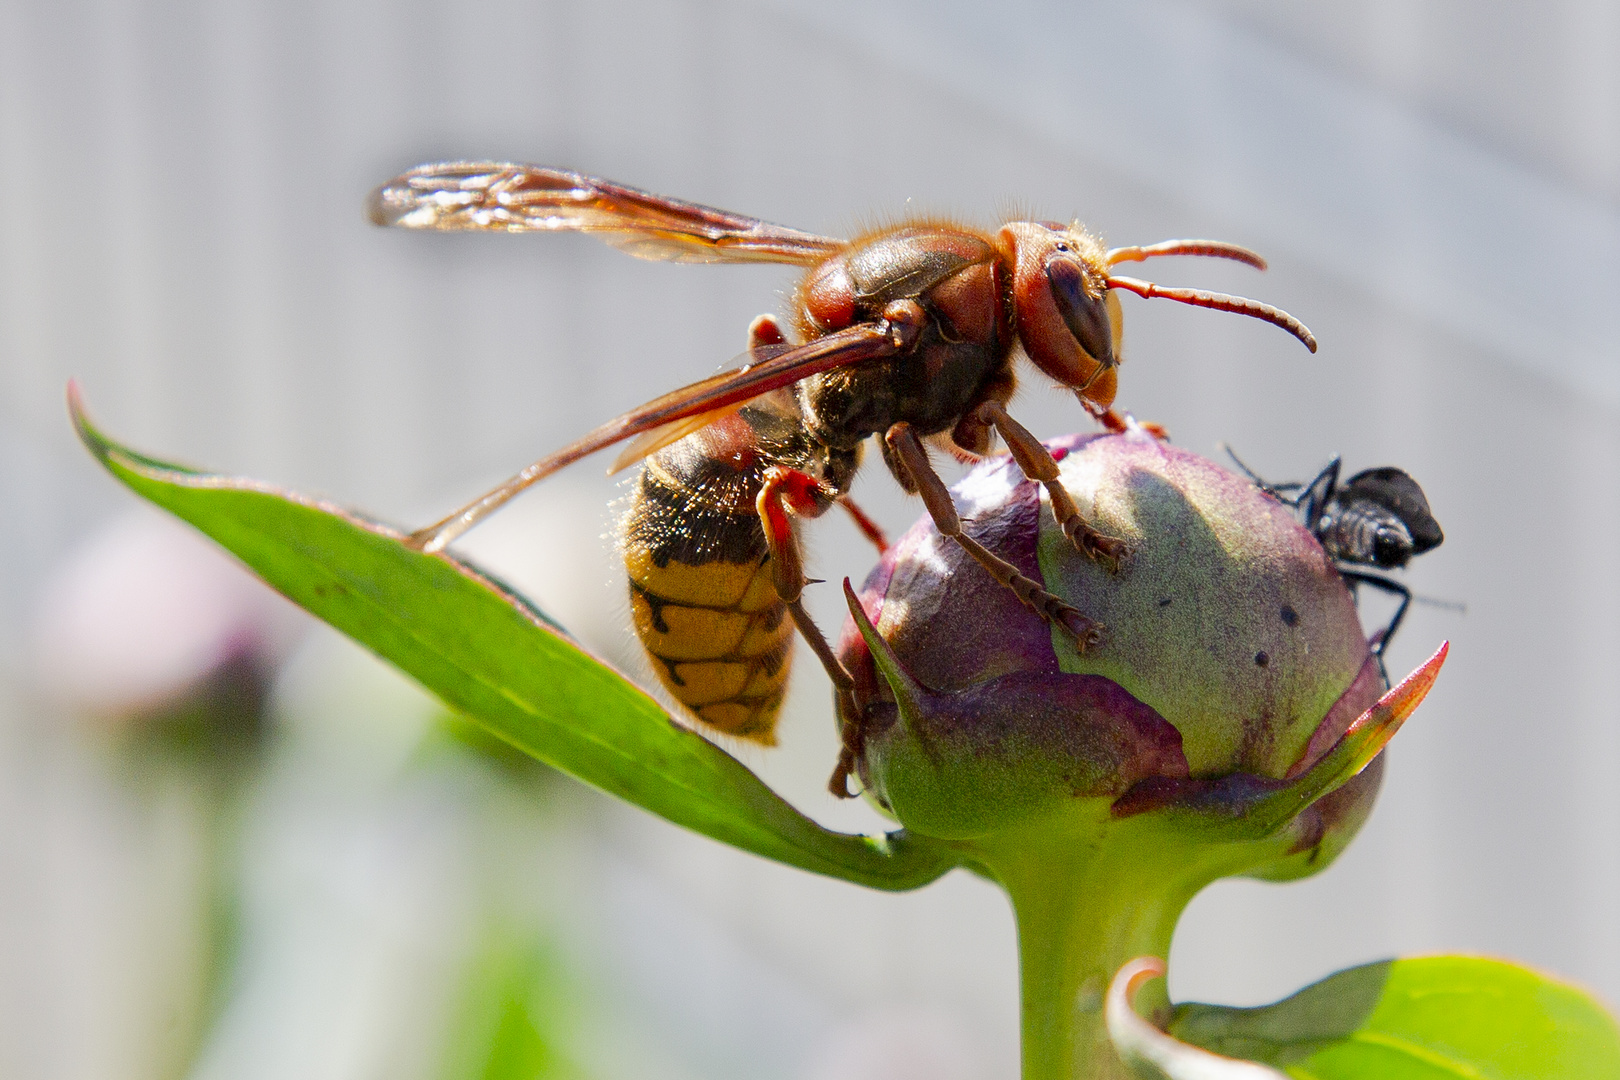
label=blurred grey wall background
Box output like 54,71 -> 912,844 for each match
2,0 -> 1618,1077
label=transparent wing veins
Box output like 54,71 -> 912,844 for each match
369,161 -> 846,265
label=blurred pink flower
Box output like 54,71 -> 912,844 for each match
33,509 -> 304,722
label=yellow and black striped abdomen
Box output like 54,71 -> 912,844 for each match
621,429 -> 794,744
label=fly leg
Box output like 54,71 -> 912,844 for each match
756,467 -> 866,798
976,401 -> 1130,571
884,422 -> 1104,651
1338,570 -> 1412,687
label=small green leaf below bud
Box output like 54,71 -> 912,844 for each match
1106,957 -> 1287,1079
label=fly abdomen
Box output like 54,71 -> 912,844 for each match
1319,499 -> 1413,569
620,419 -> 795,744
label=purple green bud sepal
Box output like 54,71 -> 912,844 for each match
837,431 -> 1444,867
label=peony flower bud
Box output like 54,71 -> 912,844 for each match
836,430 -> 1447,1079
838,430 -> 1437,872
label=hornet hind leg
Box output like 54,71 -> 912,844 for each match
747,311 -> 872,797
754,464 -> 868,798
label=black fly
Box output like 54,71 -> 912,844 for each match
1226,449 -> 1444,685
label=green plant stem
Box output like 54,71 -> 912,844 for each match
1009,871 -> 1179,1079
966,805 -> 1278,1080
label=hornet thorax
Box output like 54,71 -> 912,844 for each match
791,226 -> 1015,465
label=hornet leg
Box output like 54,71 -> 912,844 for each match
755,467 -> 866,798
976,401 -> 1130,571
884,421 -> 1104,652
1081,398 -> 1169,441
747,312 -> 790,350
839,496 -> 889,553
752,309 -> 895,559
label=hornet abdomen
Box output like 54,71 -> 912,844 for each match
620,415 -> 795,743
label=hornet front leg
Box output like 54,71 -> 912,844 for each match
884,421 -> 1105,652
976,401 -> 1130,571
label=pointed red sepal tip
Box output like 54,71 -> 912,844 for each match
842,576 -> 889,653
66,379 -> 110,462
1108,641 -> 1450,831
1343,640 -> 1449,760
842,577 -> 921,708
841,577 -> 864,622
1271,640 -> 1449,822
66,378 -> 87,426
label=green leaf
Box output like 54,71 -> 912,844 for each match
71,389 -> 956,891
1169,956 -> 1620,1079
